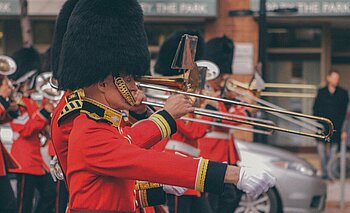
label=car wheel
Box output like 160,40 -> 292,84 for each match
234,188 -> 282,213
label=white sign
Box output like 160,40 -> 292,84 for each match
251,0 -> 350,16
232,43 -> 254,74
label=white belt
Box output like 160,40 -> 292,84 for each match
165,140 -> 200,157
205,131 -> 230,140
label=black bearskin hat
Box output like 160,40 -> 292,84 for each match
9,47 -> 41,82
154,30 -> 205,76
51,0 -> 79,79
205,36 -> 234,74
57,0 -> 150,90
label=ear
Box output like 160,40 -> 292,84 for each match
97,79 -> 108,94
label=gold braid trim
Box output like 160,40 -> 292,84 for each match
135,182 -> 162,190
195,158 -> 209,192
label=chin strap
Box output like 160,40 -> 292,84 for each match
113,76 -> 136,106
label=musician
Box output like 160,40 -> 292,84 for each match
199,36 -> 244,213
50,2 -> 187,212
0,72 -> 20,213
54,0 -> 276,212
9,47 -> 56,213
154,30 -> 213,213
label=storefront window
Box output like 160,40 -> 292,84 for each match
268,27 -> 322,48
33,21 -> 55,52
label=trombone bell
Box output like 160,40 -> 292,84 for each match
137,64 -> 207,93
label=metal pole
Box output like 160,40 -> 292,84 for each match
340,139 -> 346,209
258,0 -> 267,79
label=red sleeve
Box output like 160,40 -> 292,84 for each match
176,119 -> 209,140
122,110 -> 177,149
74,120 -> 227,194
11,109 -> 50,138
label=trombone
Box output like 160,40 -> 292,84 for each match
139,83 -> 333,141
146,93 -> 276,125
136,34 -> 333,141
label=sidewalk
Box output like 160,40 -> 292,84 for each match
297,153 -> 350,212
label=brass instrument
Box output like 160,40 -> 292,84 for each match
137,34 -> 334,141
0,56 -> 17,76
225,78 -> 324,133
181,117 -> 272,135
36,72 -> 64,102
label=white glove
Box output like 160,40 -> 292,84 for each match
49,156 -> 65,182
237,166 -> 276,199
163,185 -> 188,196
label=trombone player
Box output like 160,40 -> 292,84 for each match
53,0 -> 276,212
8,47 -> 56,213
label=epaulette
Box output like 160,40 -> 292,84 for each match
57,90 -> 84,126
16,97 -> 26,108
80,98 -> 123,128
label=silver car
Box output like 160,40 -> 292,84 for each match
235,140 -> 327,213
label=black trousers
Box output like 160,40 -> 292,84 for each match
55,180 -> 69,213
167,194 -> 213,213
0,175 -> 17,213
208,184 -> 243,213
17,173 -> 56,213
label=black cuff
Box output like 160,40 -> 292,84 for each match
157,110 -> 177,135
130,110 -> 149,121
8,110 -> 20,119
146,187 -> 167,206
0,96 -> 10,110
204,161 -> 227,194
205,104 -> 217,111
40,108 -> 51,120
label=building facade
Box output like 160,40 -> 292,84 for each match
1,0 -> 349,147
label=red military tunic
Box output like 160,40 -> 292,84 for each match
51,91 -> 177,176
199,102 -> 246,165
9,96 -> 51,175
165,117 -> 209,196
51,91 -> 81,175
0,96 -> 20,176
67,98 -> 228,212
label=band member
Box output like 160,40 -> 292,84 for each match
0,72 -> 20,213
154,30 -> 213,213
199,36 -> 244,213
50,2 -> 186,211
54,0 -> 276,212
9,47 -> 56,213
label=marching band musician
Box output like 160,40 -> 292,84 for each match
40,47 -> 70,213
54,0 -> 276,212
154,30 -> 213,213
198,36 -> 245,213
50,2 -> 188,212
0,65 -> 20,213
8,47 -> 56,213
